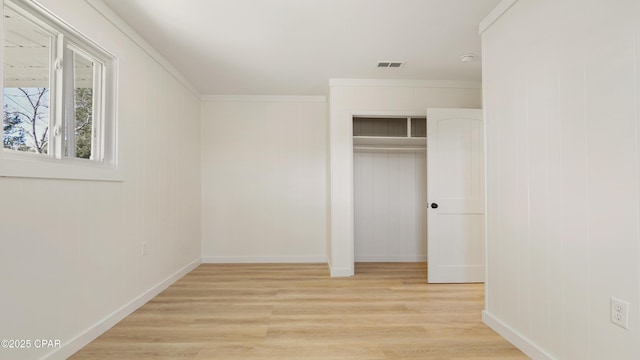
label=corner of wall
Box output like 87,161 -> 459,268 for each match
46,259 -> 201,359
327,257 -> 354,277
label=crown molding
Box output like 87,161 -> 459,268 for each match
479,0 -> 519,35
85,0 -> 201,98
201,95 -> 327,103
329,79 -> 481,89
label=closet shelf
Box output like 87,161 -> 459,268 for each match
353,136 -> 426,147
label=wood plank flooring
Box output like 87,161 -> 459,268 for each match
70,263 -> 528,359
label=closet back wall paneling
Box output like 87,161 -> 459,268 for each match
354,149 -> 427,262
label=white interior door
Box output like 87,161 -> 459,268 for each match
427,108 -> 484,283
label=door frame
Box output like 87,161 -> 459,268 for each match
326,79 -> 483,278
349,109 -> 427,274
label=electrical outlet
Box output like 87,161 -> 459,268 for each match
611,297 -> 630,330
141,242 -> 149,256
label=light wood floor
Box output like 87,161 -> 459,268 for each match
71,263 -> 528,359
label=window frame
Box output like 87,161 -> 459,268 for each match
1,0 -> 120,181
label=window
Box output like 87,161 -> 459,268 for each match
2,0 -> 118,180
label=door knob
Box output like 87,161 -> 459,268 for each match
431,203 -> 439,209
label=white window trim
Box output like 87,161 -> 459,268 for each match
0,0 -> 120,182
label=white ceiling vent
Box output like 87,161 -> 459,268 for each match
377,61 -> 405,68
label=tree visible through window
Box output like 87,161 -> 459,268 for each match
68,49 -> 96,160
3,107 -> 27,151
74,88 -> 93,159
3,87 -> 50,154
1,87 -> 94,157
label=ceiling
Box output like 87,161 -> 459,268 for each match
100,0 -> 501,96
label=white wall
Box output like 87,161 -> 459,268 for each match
481,0 -> 640,359
201,96 -> 327,263
329,79 -> 482,276
354,149 -> 427,262
0,1 -> 202,359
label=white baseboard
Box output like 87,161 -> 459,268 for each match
202,255 -> 326,263
482,311 -> 555,360
46,258 -> 202,360
354,255 -> 426,262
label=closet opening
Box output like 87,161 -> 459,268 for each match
353,115 -> 427,278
